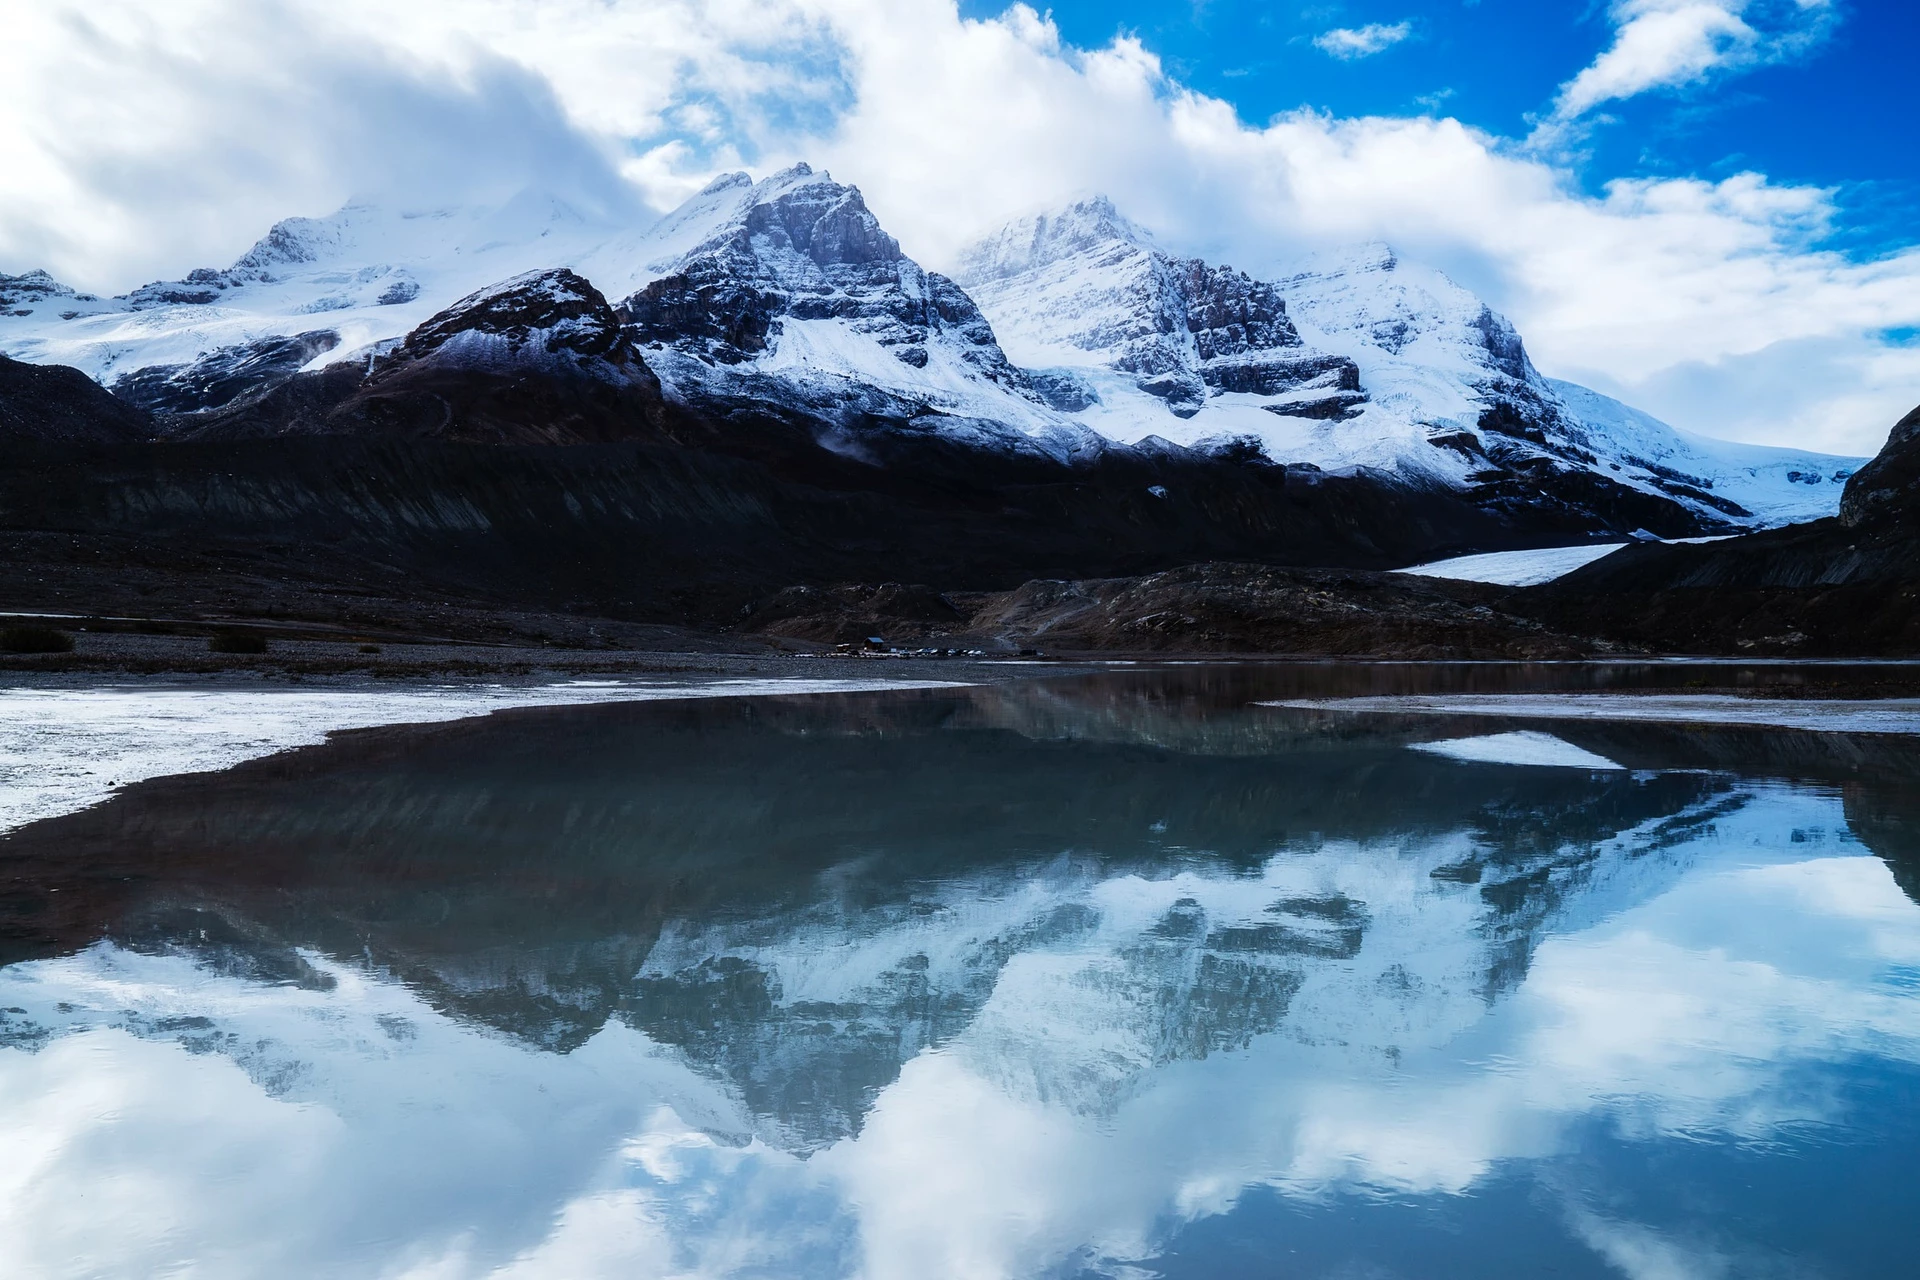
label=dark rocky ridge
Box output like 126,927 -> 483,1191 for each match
744,563 -> 1591,658
168,270 -> 669,446
0,425 -> 1528,635
0,354 -> 151,444
1841,403 -> 1920,529
1522,402 -> 1920,655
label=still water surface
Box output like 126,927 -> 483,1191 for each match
2,665 -> 1918,1278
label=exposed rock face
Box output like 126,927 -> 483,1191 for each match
0,354 -> 150,444
111,331 -> 342,415
954,197 -> 1364,421
1840,403 -> 1920,529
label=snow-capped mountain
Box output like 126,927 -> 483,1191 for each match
0,167 -> 1863,536
0,166 -> 1105,463
612,166 -> 1100,462
955,196 -> 1365,423
953,202 -> 1861,532
0,189 -> 630,381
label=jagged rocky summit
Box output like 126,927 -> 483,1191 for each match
954,196 -> 1365,423
0,165 -> 1865,538
613,165 -> 1100,463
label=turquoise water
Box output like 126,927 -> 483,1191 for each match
1,668 -> 1917,1278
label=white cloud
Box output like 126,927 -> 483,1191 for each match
0,0 -> 846,291
1547,0 -> 1836,126
0,0 -> 1911,454
1313,21 -> 1414,60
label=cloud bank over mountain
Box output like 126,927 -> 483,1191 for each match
1,0 -> 1913,454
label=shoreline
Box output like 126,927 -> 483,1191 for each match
0,671 -> 1036,836
6,622 -> 1920,684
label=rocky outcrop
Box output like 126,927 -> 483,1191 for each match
1840,403 -> 1920,529
741,562 -> 1590,658
111,330 -> 342,415
0,354 -> 150,444
0,271 -> 80,313
388,268 -> 658,385
170,270 -> 666,446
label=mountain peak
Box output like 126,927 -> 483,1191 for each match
952,195 -> 1155,287
618,162 -> 1053,439
695,171 -> 753,197
0,270 -> 78,310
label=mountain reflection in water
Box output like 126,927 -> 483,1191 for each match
2,667 -> 1918,1279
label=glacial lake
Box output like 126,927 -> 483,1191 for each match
3,664 -> 1919,1278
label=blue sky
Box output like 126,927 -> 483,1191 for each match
966,0 -> 1917,255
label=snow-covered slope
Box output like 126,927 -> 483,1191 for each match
1549,378 -> 1857,527
1396,543 -> 1630,586
0,190 -> 632,384
1281,245 -> 1864,527
955,197 -> 1365,428
954,206 -> 1865,531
